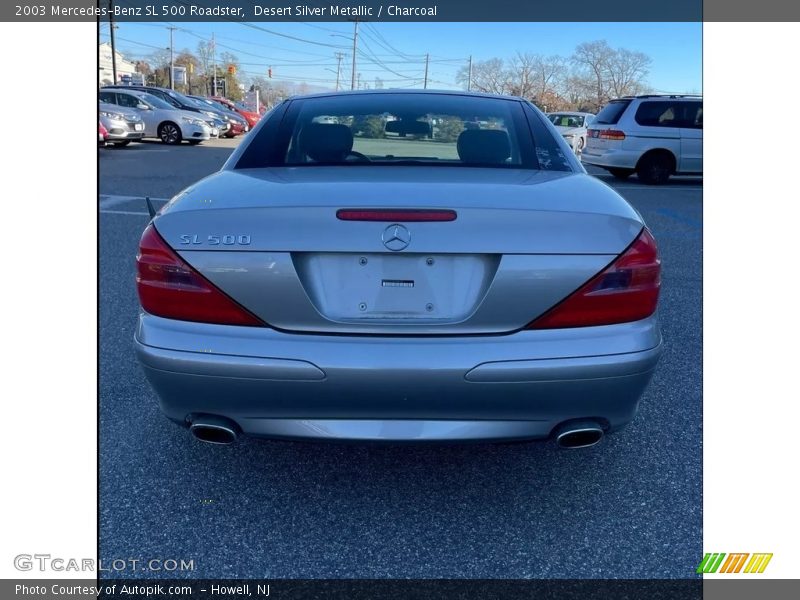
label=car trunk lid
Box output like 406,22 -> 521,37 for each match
153,168 -> 643,334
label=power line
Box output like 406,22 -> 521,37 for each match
168,0 -> 349,49
362,23 -> 424,60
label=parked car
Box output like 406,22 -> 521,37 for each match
581,94 -> 702,184
546,111 -> 595,154
99,88 -> 213,145
98,103 -> 145,147
211,96 -> 261,129
98,121 -> 109,146
188,95 -> 249,137
134,90 -> 662,448
102,85 -> 228,137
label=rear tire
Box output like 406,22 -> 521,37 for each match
575,137 -> 584,154
636,152 -> 674,185
608,168 -> 634,180
158,122 -> 182,145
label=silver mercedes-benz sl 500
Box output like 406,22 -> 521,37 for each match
134,90 -> 662,448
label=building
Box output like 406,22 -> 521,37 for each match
98,42 -> 137,86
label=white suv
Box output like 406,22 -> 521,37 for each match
581,95 -> 702,184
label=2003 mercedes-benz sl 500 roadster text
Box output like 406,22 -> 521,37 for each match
134,90 -> 662,448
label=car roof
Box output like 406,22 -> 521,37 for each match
548,111 -> 594,116
615,94 -> 703,101
279,88 -> 527,102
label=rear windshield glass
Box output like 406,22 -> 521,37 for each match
548,114 -> 586,127
245,93 -> 561,170
594,100 -> 631,125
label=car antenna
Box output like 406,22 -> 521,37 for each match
145,196 -> 157,219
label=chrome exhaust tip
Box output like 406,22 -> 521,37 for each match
555,421 -> 604,449
189,416 -> 239,445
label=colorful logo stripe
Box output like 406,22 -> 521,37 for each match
697,553 -> 773,574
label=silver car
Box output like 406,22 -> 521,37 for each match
547,111 -> 595,154
99,89 -> 213,145
98,103 -> 145,147
135,91 -> 662,448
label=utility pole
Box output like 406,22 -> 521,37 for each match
334,52 -> 344,92
108,0 -> 117,83
350,20 -> 358,90
168,26 -> 176,90
467,55 -> 473,91
211,32 -> 217,96
423,53 -> 429,89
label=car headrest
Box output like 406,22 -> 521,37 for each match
457,129 -> 511,165
299,123 -> 353,162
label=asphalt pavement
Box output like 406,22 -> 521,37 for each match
99,138 -> 702,579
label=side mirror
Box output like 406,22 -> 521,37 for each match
137,104 -> 150,110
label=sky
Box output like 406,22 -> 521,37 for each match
100,21 -> 702,93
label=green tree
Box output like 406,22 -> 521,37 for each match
434,117 -> 464,143
351,115 -> 385,139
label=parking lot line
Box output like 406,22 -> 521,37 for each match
99,194 -> 168,208
100,209 -> 150,216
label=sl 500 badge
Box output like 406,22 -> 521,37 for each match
179,234 -> 251,246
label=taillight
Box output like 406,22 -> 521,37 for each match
598,129 -> 626,141
527,228 -> 660,329
136,224 -> 264,327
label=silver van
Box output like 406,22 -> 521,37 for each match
581,94 -> 702,184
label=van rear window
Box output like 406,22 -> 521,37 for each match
594,100 -> 631,125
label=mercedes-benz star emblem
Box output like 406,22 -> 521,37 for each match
382,224 -> 411,251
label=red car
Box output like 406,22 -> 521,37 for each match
99,121 -> 109,146
211,96 -> 261,129
225,119 -> 246,138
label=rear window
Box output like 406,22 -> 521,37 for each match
548,114 -> 586,127
594,100 -> 631,125
239,93 -> 569,171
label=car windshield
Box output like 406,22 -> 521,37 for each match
549,114 -> 585,127
136,93 -> 174,111
167,90 -> 203,108
255,93 -> 566,170
209,100 -> 230,112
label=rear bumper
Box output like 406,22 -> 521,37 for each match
581,147 -> 640,170
135,314 -> 662,442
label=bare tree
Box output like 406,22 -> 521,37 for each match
196,41 -> 213,76
147,49 -> 171,88
571,40 -> 615,110
456,58 -> 510,95
532,55 -> 567,105
606,48 -> 652,98
571,41 -> 652,110
506,53 -> 537,98
456,40 -> 653,112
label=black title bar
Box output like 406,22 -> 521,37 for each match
2,1 -> 800,22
